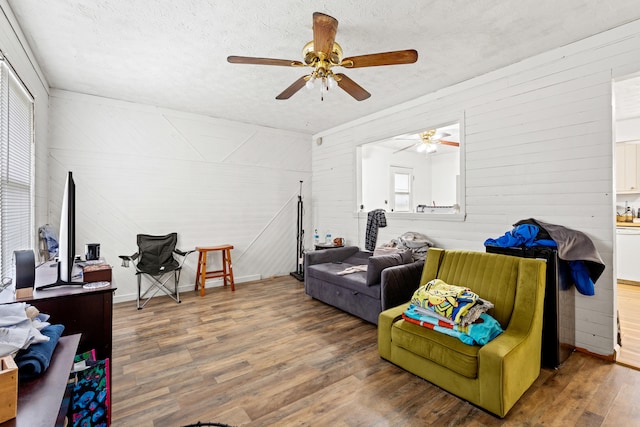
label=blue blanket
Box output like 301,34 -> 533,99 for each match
14,324 -> 65,380
484,224 -> 557,248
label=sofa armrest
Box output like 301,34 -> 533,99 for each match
366,251 -> 414,286
304,245 -> 360,267
380,261 -> 425,310
477,328 -> 540,417
378,303 -> 409,360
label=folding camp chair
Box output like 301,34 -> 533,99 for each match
119,233 -> 194,309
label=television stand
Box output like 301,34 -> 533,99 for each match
37,279 -> 84,290
37,261 -> 84,290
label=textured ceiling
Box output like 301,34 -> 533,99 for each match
6,1 -> 640,135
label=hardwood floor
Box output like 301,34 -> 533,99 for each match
617,282 -> 640,369
112,277 -> 640,427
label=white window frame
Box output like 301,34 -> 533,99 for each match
0,53 -> 35,281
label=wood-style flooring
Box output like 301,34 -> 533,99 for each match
112,276 -> 640,427
617,282 -> 640,369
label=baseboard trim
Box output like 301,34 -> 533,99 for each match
617,279 -> 640,286
113,273 -> 262,304
574,346 -> 616,362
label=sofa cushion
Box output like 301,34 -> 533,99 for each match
391,317 -> 480,378
366,251 -> 413,286
306,262 -> 379,299
342,251 -> 373,265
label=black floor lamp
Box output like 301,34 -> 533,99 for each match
290,180 -> 305,281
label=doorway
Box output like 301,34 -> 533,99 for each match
614,74 -> 640,369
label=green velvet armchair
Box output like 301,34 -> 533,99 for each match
378,248 -> 546,418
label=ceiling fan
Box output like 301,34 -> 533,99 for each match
227,12 -> 418,101
393,129 -> 460,154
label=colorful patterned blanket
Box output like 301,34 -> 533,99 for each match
411,279 -> 489,325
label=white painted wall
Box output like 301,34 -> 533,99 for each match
311,20 -> 640,357
0,1 -> 49,247
361,145 -> 389,211
48,90 -> 312,302
431,151 -> 458,206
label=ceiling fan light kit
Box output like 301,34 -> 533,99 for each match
393,128 -> 459,155
227,12 -> 418,101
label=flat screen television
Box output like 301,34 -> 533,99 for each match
39,171 -> 83,289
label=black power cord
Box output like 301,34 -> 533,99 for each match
182,423 -> 235,427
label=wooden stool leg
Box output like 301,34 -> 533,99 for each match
221,250 -> 228,287
194,250 -> 203,292
200,251 -> 208,297
226,249 -> 235,292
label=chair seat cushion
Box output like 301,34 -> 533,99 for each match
136,263 -> 180,275
391,318 -> 480,378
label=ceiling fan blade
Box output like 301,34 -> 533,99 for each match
335,73 -> 371,101
341,49 -> 418,68
227,56 -> 304,67
313,12 -> 338,56
439,140 -> 460,147
393,143 -> 418,154
275,76 -> 308,100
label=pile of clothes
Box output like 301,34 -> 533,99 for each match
378,231 -> 434,260
0,302 -> 65,380
484,218 -> 605,296
403,279 -> 503,346
0,302 -> 52,356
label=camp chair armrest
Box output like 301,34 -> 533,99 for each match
119,252 -> 139,262
174,249 -> 195,257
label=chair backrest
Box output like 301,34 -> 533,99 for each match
136,233 -> 179,273
420,248 -> 545,328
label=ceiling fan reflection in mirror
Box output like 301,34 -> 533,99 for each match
227,12 -> 418,101
393,129 -> 460,155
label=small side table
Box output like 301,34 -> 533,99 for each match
194,245 -> 235,296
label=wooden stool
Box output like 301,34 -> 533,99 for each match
194,245 -> 235,296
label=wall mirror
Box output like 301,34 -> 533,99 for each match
357,121 -> 464,218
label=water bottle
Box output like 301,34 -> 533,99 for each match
325,230 -> 332,244
314,229 -> 320,244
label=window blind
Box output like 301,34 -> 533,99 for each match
0,55 -> 34,280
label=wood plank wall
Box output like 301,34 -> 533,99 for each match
311,20 -> 640,357
47,90 -> 312,303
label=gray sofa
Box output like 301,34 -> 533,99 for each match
304,246 -> 424,324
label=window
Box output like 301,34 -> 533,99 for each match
358,120 -> 464,218
0,54 -> 34,280
390,166 -> 412,212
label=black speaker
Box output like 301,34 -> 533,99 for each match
14,249 -> 35,289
